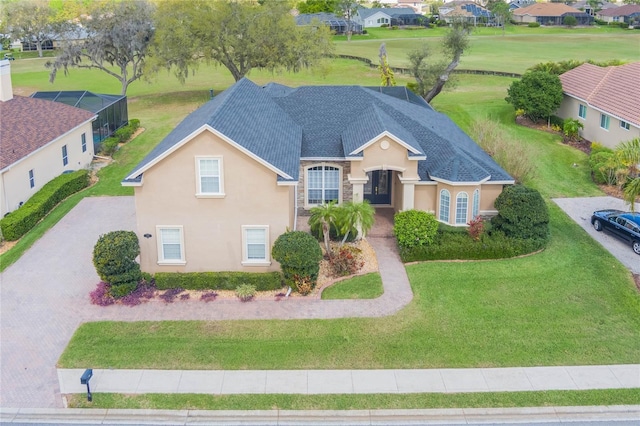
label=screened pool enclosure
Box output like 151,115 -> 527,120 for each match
30,91 -> 128,152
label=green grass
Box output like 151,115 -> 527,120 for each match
336,28 -> 640,73
65,389 -> 640,410
321,273 -> 384,300
58,203 -> 640,370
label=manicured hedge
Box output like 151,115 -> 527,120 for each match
399,231 -> 545,262
154,271 -> 284,291
0,170 -> 89,241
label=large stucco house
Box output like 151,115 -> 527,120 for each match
512,3 -> 593,25
0,60 -> 95,217
123,78 -> 513,274
556,62 -> 640,149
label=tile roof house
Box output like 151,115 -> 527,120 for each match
596,4 -> 640,25
512,3 -> 593,25
439,2 -> 493,26
123,78 -> 513,274
556,62 -> 640,149
0,60 -> 95,217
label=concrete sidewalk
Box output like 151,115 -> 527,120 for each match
58,365 -> 640,395
2,405 -> 640,425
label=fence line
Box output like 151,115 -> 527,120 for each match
337,54 -> 522,78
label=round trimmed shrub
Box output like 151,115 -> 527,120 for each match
93,230 -> 142,286
491,185 -> 549,240
393,210 -> 439,249
272,231 -> 322,289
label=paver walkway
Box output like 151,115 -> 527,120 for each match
0,197 -> 412,408
58,365 -> 640,395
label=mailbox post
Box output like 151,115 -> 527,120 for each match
80,369 -> 93,402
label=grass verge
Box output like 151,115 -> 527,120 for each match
65,388 -> 640,410
321,273 -> 383,300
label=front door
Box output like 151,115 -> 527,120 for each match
364,170 -> 392,205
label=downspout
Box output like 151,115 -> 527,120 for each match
293,183 -> 298,231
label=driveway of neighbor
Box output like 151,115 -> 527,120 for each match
553,196 -> 640,275
0,196 -> 413,409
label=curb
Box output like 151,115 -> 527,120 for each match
2,405 -> 639,424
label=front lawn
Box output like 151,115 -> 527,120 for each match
321,273 -> 384,300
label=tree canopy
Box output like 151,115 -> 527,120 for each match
46,0 -> 155,95
505,71 -> 563,123
296,0 -> 338,13
150,0 -> 335,83
2,0 -> 60,58
407,24 -> 470,103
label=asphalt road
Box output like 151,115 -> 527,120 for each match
553,196 -> 640,275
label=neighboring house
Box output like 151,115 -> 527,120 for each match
512,3 -> 593,25
556,62 -> 640,149
295,12 -> 364,34
31,91 -> 129,152
0,60 -> 95,217
122,78 -> 513,274
596,5 -> 640,25
508,0 -> 536,11
572,0 -> 618,16
355,7 -> 424,27
439,2 -> 493,26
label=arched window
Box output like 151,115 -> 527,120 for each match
456,192 -> 468,225
306,164 -> 341,206
439,189 -> 450,222
472,189 -> 480,219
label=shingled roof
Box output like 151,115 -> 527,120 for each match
513,3 -> 581,16
0,96 -> 95,170
597,4 -> 640,17
124,79 -> 512,186
559,62 -> 640,128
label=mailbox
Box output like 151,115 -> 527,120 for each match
80,369 -> 93,384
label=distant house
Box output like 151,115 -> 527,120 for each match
508,0 -> 536,11
0,60 -> 95,217
355,7 -> 425,27
556,62 -> 640,149
295,12 -> 363,34
512,3 -> 593,25
439,2 -> 493,26
596,5 -> 640,25
123,78 -> 513,274
30,91 -> 128,152
572,0 -> 618,16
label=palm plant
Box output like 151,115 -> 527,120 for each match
624,178 -> 640,213
339,201 -> 376,245
308,202 -> 340,255
615,138 -> 640,210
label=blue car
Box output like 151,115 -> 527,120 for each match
591,209 -> 640,255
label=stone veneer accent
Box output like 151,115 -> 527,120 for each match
297,160 -> 352,215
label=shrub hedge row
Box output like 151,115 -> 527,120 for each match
0,170 -> 89,241
399,231 -> 545,262
154,271 -> 284,291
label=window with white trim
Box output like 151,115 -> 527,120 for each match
578,104 -> 586,119
157,226 -> 185,264
196,157 -> 223,196
439,189 -> 450,222
456,192 -> 468,225
306,164 -> 340,206
81,133 -> 87,153
472,189 -> 480,219
28,169 -> 35,189
62,145 -> 68,166
242,226 -> 270,265
620,120 -> 630,131
600,114 -> 610,130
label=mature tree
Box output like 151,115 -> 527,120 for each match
2,0 -> 59,58
46,0 -> 154,95
48,0 -> 91,23
563,15 -> 578,27
488,1 -> 511,36
335,0 -> 359,41
378,43 -> 395,87
151,0 -> 334,83
407,24 -> 470,103
297,0 -> 338,13
505,71 -> 563,123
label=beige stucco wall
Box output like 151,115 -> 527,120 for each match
0,122 -> 94,216
134,130 -> 291,274
414,184 -> 437,213
350,136 -> 419,180
557,96 -> 640,149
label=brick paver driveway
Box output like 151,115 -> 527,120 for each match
0,197 -> 412,408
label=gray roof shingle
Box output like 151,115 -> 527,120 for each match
124,79 -> 512,186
